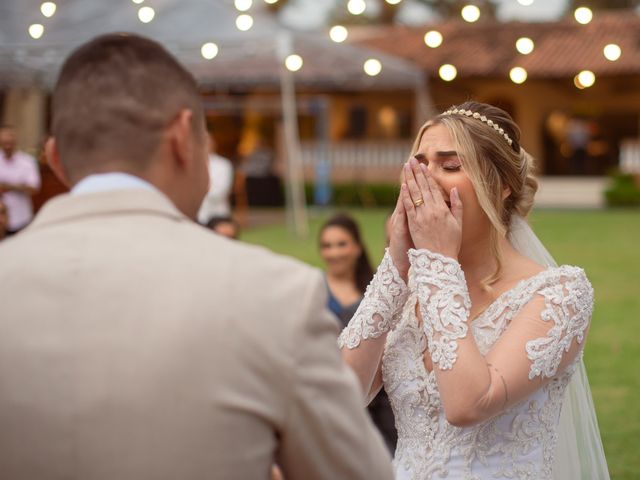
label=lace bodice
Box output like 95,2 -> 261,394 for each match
340,249 -> 593,480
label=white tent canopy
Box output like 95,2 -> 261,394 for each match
0,0 -> 423,90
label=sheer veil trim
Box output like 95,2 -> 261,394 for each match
508,215 -> 610,479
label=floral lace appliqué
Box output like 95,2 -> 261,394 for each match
526,267 -> 593,380
408,248 -> 471,370
338,249 -> 409,349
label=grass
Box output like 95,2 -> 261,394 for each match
241,208 -> 640,479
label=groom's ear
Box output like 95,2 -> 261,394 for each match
166,109 -> 196,171
45,137 -> 70,188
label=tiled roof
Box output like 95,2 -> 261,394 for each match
351,9 -> 640,79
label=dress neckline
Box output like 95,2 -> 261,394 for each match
470,265 -> 562,325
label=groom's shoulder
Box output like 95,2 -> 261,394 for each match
182,222 -> 322,288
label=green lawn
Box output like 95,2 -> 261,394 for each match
241,208 -> 640,479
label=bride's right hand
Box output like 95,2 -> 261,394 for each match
388,189 -> 414,282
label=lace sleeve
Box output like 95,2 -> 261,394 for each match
337,249 -> 409,349
409,248 -> 471,370
526,267 -> 593,380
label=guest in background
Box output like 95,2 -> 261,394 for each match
205,215 -> 239,240
0,200 -> 8,240
197,131 -> 233,224
0,125 -> 41,234
318,213 -> 398,453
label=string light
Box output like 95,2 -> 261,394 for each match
385,0 -> 402,4
28,23 -> 44,39
131,0 -> 144,4
329,25 -> 348,43
517,0 -> 534,5
574,70 -> 596,89
461,5 -> 480,23
364,58 -> 382,76
201,42 -> 219,60
285,54 -> 303,72
236,14 -> 254,31
424,30 -> 443,48
510,67 -> 528,84
439,64 -> 457,81
347,0 -> 366,15
138,6 -> 155,23
234,0 -> 252,12
264,0 -> 279,3
515,37 -> 535,55
40,2 -> 57,18
603,43 -> 622,61
574,7 -> 593,25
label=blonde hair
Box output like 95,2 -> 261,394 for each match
411,101 -> 538,288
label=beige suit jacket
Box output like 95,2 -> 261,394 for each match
0,189 -> 393,480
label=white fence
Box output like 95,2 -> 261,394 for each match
300,140 -> 413,168
620,139 -> 640,174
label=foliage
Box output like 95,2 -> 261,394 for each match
304,182 -> 399,208
604,172 -> 640,207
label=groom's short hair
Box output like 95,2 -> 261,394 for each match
52,33 -> 204,180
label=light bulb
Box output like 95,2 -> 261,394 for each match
28,23 -> 44,39
510,67 -> 528,84
201,42 -> 219,60
603,43 -> 621,61
347,0 -> 366,15
515,37 -> 534,55
40,2 -> 57,18
439,64 -> 457,81
285,54 -> 303,72
424,30 -> 443,48
364,58 -> 382,76
236,14 -> 254,31
575,70 -> 596,89
574,7 -> 593,25
138,6 -> 155,23
329,25 -> 348,43
461,5 -> 480,23
235,0 -> 252,12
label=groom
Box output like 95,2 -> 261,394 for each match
0,34 -> 392,479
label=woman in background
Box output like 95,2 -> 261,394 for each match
319,213 -> 397,452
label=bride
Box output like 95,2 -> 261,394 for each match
338,101 -> 609,479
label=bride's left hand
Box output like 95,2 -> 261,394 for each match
400,158 -> 463,259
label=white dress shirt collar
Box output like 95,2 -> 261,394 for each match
71,172 -> 157,196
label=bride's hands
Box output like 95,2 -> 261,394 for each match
388,186 -> 414,282
400,158 -> 463,260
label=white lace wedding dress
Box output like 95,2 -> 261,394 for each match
338,247 -> 595,480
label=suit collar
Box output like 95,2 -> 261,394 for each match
28,188 -> 188,230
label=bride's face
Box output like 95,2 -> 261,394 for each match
414,123 -> 490,245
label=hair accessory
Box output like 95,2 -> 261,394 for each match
442,108 -> 514,147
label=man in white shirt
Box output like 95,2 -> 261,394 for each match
0,125 -> 41,234
197,132 -> 233,224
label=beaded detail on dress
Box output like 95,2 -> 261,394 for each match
382,258 -> 593,480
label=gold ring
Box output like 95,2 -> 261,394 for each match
413,198 -> 425,207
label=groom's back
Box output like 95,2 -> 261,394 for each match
0,190 -> 392,479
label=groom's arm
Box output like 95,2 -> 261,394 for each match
277,272 -> 394,480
